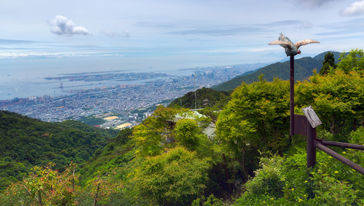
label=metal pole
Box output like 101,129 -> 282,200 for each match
290,55 -> 295,137
316,142 -> 364,175
194,73 -> 197,109
307,123 -> 316,168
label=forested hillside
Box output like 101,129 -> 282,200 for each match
213,51 -> 341,91
169,87 -> 230,109
0,50 -> 363,205
0,111 -> 118,190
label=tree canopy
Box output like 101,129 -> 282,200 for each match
132,147 -> 211,205
319,51 -> 336,75
1,49 -> 364,205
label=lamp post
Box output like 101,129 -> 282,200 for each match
269,33 -> 319,138
289,55 -> 294,137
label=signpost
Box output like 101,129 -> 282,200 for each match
290,55 -> 294,137
269,34 -> 364,174
296,107 -> 364,174
269,33 -> 319,138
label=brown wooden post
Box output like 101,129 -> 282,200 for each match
290,55 -> 295,138
307,123 -> 316,168
38,190 -> 43,206
93,182 -> 100,206
72,169 -> 75,192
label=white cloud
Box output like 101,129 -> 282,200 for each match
50,15 -> 89,35
0,52 -> 64,58
342,1 -> 364,16
0,50 -> 97,58
289,0 -> 337,8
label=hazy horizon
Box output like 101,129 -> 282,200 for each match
2,0 -> 364,66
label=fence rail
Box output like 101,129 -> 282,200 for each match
294,114 -> 364,175
316,142 -> 364,175
320,140 -> 364,150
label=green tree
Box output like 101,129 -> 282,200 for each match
233,146 -> 364,205
174,119 -> 202,151
216,78 -> 290,181
319,52 -> 336,75
83,174 -> 123,206
131,106 -> 181,157
0,160 -> 28,191
336,49 -> 364,74
0,111 -> 117,190
132,123 -> 164,157
296,69 -> 364,137
169,87 -> 230,109
0,163 -> 80,205
132,147 -> 211,205
192,194 -> 223,206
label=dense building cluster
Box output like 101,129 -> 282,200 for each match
0,66 -> 251,125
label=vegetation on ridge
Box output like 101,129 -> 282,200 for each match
213,51 -> 341,91
169,87 -> 230,109
0,111 -> 118,190
0,49 -> 363,205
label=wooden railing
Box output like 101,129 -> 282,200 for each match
294,110 -> 364,175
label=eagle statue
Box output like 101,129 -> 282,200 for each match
269,33 -> 319,56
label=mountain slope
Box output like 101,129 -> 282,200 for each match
213,51 -> 341,91
169,87 -> 230,109
78,128 -> 133,185
0,110 -> 118,190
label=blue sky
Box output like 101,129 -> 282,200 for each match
1,0 -> 364,71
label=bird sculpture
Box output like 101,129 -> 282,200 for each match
269,33 -> 319,56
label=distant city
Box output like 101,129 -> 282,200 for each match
0,64 -> 263,129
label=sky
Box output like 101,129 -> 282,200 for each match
1,0 -> 364,72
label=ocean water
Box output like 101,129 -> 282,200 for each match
0,57 -> 196,100
0,55 -> 262,100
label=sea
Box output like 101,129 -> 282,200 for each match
0,57 -> 208,100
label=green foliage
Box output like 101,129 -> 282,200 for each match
349,127 -> 364,144
243,157 -> 285,198
336,49 -> 364,74
79,128 -> 133,186
174,118 -> 213,158
214,51 -> 341,91
296,69 -> 363,137
79,115 -> 105,126
0,160 -> 27,191
192,194 -> 224,206
2,49 -> 364,205
0,111 -> 117,190
78,106 -> 220,205
83,175 -> 124,205
131,123 -> 164,157
216,78 -> 290,179
216,51 -> 363,200
319,52 -> 336,75
132,147 -> 211,205
0,163 -> 80,206
234,147 -> 364,205
131,106 -> 212,157
174,119 -> 202,151
131,106 -> 182,156
169,87 -> 230,109
198,106 -> 220,122
313,51 -> 342,63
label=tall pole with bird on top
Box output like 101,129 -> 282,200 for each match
269,33 -> 319,139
